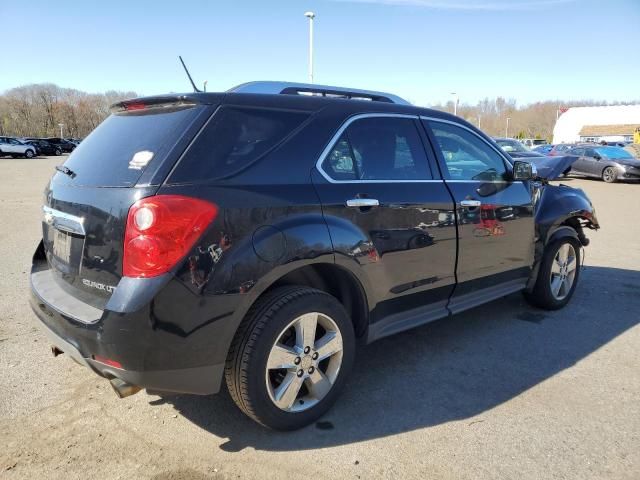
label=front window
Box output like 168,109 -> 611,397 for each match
428,121 -> 509,181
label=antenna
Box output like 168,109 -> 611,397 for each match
178,56 -> 202,93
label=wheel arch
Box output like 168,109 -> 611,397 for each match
261,263 -> 370,339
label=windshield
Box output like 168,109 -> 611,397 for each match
596,147 -> 633,160
495,139 -> 528,153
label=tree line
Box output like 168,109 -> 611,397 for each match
432,97 -> 639,141
1,83 -> 638,141
0,84 -> 137,139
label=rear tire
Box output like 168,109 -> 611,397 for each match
225,286 -> 355,430
602,166 -> 617,183
55,148 -> 62,156
524,237 -> 581,310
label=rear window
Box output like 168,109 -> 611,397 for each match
57,105 -> 203,187
168,106 -> 310,183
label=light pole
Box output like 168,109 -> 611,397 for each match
304,11 -> 315,83
450,92 -> 458,116
505,117 -> 511,138
477,114 -> 481,129
58,123 -> 64,139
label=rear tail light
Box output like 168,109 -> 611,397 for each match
93,355 -> 123,369
123,195 -> 218,278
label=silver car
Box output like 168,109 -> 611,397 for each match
567,145 -> 640,183
0,137 -> 37,158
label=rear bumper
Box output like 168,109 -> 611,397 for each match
31,309 -> 224,394
29,263 -> 233,395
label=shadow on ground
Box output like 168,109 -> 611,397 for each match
156,266 -> 639,451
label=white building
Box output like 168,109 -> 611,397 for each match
552,105 -> 640,144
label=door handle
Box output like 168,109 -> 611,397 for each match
460,200 -> 481,208
346,198 -> 379,208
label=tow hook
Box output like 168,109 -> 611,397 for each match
109,378 -> 142,399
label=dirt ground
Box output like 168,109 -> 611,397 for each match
1,156 -> 639,480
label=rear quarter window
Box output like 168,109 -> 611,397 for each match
168,106 -> 310,183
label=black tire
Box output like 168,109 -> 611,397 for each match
602,166 -> 617,183
55,148 -> 62,156
524,236 -> 581,310
24,149 -> 35,159
225,286 -> 355,430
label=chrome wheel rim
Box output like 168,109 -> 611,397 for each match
265,312 -> 343,413
603,168 -> 614,182
550,243 -> 577,300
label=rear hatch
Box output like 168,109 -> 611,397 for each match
41,96 -> 216,309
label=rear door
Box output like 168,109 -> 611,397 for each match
313,113 -> 457,335
568,148 -> 590,176
422,118 -> 535,313
583,147 -> 603,176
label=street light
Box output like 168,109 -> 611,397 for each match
58,123 -> 64,139
505,117 -> 511,138
304,11 -> 315,84
450,92 -> 458,116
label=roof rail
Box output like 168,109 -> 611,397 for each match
228,81 -> 411,106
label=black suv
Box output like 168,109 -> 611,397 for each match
43,137 -> 76,153
30,82 -> 599,430
24,139 -> 63,156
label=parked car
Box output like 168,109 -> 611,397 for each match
548,143 -> 574,156
567,145 -> 640,183
532,144 -> 554,154
0,136 -> 37,158
520,138 -> 548,149
24,139 -> 63,156
493,137 -> 545,158
43,137 -> 76,153
30,82 -> 599,430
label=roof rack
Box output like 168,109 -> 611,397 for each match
228,81 -> 411,106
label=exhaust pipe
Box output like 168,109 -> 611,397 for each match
109,378 -> 142,398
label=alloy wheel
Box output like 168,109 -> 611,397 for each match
603,167 -> 616,183
265,311 -> 343,413
549,243 -> 577,300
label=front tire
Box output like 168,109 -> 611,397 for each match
54,148 -> 62,156
602,166 -> 617,183
225,286 -> 355,430
525,237 -> 581,310
25,149 -> 35,159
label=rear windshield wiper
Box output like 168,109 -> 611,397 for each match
55,165 -> 76,178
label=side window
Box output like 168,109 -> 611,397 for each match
584,148 -> 597,158
321,117 -> 431,181
426,121 -> 508,181
169,106 -> 310,182
571,148 -> 585,156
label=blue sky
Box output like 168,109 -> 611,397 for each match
2,0 -> 639,106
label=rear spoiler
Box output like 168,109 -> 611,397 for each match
110,94 -> 218,113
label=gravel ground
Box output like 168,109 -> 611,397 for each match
0,156 -> 639,480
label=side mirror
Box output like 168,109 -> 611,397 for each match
512,160 -> 536,181
594,154 -> 601,160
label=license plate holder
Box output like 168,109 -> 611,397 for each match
52,229 -> 72,265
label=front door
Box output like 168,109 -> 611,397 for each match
312,114 -> 457,334
423,119 -> 535,313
